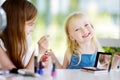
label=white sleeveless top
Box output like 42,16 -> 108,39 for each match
0,35 -> 38,67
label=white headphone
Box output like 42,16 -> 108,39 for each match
0,7 -> 6,33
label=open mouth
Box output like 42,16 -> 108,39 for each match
82,32 -> 90,38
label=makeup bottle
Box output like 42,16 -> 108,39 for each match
37,61 -> 44,75
34,55 -> 38,73
51,61 -> 56,77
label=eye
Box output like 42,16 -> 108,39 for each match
85,24 -> 88,27
75,28 -> 79,31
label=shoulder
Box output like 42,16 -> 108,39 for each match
65,48 -> 71,59
63,49 -> 70,68
0,39 -> 6,51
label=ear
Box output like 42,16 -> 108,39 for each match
69,35 -> 74,41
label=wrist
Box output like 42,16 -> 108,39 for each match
38,45 -> 47,54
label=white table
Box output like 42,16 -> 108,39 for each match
0,69 -> 120,80
54,69 -> 120,80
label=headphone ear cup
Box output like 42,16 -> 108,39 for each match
0,7 -> 7,33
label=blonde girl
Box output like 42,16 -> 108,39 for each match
50,12 -> 102,69
64,12 -> 103,69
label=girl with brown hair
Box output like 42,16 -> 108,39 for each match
0,0 -> 49,71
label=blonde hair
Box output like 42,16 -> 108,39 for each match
65,12 -> 102,65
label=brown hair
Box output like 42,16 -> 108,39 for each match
0,0 -> 37,68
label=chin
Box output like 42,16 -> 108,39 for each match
82,36 -> 92,42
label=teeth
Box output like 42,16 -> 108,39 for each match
82,33 -> 89,38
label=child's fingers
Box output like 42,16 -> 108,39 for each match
39,35 -> 49,43
46,50 -> 54,56
40,54 -> 48,62
38,35 -> 49,51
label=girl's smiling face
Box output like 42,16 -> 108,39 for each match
68,16 -> 94,44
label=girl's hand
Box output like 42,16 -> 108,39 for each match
40,52 -> 49,62
38,35 -> 49,54
40,50 -> 56,68
40,51 -> 51,68
47,50 -> 56,61
47,50 -> 62,69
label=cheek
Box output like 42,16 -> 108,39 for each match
26,26 -> 34,33
29,26 -> 34,32
73,32 -> 82,40
26,28 -> 29,32
88,26 -> 94,32
25,26 -> 31,35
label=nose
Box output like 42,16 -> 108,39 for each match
81,27 -> 87,34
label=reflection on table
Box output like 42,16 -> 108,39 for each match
0,69 -> 120,80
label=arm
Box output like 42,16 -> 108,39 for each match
0,44 -> 35,71
49,49 -> 70,69
25,52 -> 34,71
0,46 -> 16,70
38,35 -> 49,55
48,51 -> 62,69
62,49 -> 70,69
112,54 -> 120,69
37,35 -> 60,68
25,35 -> 50,70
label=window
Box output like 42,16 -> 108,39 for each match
1,0 -> 119,59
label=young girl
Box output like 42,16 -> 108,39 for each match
0,0 -> 49,70
49,12 -> 102,69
